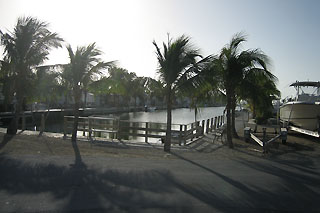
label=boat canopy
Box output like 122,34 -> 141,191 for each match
290,81 -> 320,87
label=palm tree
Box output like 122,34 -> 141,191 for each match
33,65 -> 63,107
215,32 -> 275,148
144,78 -> 165,107
153,34 -> 212,152
0,60 -> 15,111
0,16 -> 63,134
64,43 -> 113,142
239,71 -> 280,121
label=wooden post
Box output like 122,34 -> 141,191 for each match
89,117 -> 92,139
195,121 -> 199,137
244,127 -> 251,142
83,118 -> 86,136
210,118 -> 214,132
117,119 -> 121,140
40,114 -> 45,133
214,117 -> 217,130
191,123 -> 194,141
184,125 -> 187,145
145,122 -> 149,143
217,116 -> 221,128
262,127 -> 267,153
22,113 -> 26,131
206,119 -> 209,134
201,120 -> 205,135
63,117 -> 67,139
179,125 -> 183,145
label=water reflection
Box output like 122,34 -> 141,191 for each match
117,107 -> 225,143
119,107 -> 225,124
17,107 -> 225,143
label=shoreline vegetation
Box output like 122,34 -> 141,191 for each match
1,16 -> 279,151
0,128 -> 318,159
0,115 -> 318,159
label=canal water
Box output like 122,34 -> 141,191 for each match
119,106 -> 225,124
112,106 -> 225,143
7,106 -> 225,143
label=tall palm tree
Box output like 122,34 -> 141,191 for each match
0,60 -> 15,111
239,71 -> 280,120
215,32 -> 275,148
0,16 -> 63,134
153,34 -> 212,152
64,43 -> 113,142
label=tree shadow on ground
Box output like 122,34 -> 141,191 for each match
1,136 -> 320,212
0,152 -> 193,212
0,134 -> 14,150
170,151 -> 320,212
235,158 -> 320,211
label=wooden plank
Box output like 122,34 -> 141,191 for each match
266,134 -> 281,145
91,129 -> 118,133
120,132 -> 164,138
250,133 -> 263,147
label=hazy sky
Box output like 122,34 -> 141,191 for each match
1,0 -> 319,98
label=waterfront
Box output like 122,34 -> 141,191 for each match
119,107 -> 225,124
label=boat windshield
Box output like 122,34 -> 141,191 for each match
294,85 -> 320,102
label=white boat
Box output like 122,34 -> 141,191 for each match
280,81 -> 320,131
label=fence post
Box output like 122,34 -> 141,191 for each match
214,117 -> 217,130
63,117 -> 67,139
145,122 -> 149,143
191,123 -> 194,141
210,118 -> 213,132
201,120 -> 205,135
179,125 -> 183,145
184,125 -> 187,145
89,117 -> 92,139
40,113 -> 45,133
83,118 -> 86,136
206,119 -> 209,133
195,121 -> 199,137
217,116 -> 221,128
117,119 -> 121,140
22,113 -> 26,131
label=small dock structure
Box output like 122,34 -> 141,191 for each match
63,114 -> 226,145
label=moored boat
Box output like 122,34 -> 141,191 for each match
280,81 -> 320,131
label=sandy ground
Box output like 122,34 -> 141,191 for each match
1,119 -> 320,212
0,121 -> 320,163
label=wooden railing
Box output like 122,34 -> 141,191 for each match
63,115 -> 226,145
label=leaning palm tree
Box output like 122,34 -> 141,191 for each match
64,43 -> 113,142
215,32 -> 275,148
153,34 -> 212,152
0,16 -> 63,134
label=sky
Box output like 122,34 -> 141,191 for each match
0,0 -> 319,98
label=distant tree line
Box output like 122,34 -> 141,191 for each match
0,16 -> 279,150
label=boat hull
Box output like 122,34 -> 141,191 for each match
279,102 -> 320,131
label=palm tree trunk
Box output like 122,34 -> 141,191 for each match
252,102 -> 256,119
231,95 -> 239,138
84,90 -> 87,108
165,86 -> 172,152
72,87 -> 80,142
7,82 -> 23,135
226,87 -> 234,148
7,99 -> 21,135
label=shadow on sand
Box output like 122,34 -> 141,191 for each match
0,134 -> 15,150
0,137 -> 320,212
